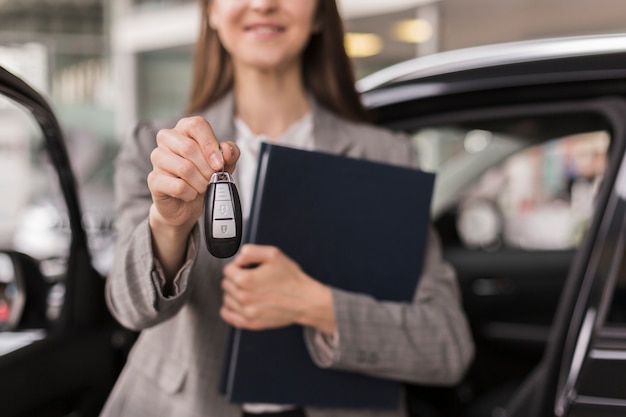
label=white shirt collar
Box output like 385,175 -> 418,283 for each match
235,112 -> 314,218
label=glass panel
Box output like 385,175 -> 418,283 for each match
132,0 -> 195,12
0,96 -> 68,326
137,46 -> 194,121
411,126 -> 609,250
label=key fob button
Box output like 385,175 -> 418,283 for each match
215,183 -> 232,201
213,219 -> 237,239
213,201 -> 234,219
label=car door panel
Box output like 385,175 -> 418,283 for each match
0,330 -> 120,417
447,249 -> 573,343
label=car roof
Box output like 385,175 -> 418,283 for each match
359,33 -> 626,108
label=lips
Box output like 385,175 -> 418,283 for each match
244,23 -> 285,34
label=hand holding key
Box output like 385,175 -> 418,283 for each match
147,116 -> 240,277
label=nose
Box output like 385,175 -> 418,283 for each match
249,0 -> 278,12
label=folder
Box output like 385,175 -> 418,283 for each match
220,143 -> 435,408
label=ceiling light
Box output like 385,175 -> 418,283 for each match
392,18 -> 433,44
344,32 -> 382,58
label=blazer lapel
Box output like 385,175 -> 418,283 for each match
199,90 -> 357,159
201,91 -> 237,145
311,99 -> 356,156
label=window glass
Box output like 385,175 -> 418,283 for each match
137,46 -> 194,121
132,0 -> 195,12
411,127 -> 609,250
0,96 -> 68,327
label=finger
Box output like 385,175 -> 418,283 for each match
220,141 -> 241,174
222,259 -> 241,278
156,128 -> 214,184
221,275 -> 241,295
150,146 -> 208,195
221,294 -> 260,328
174,116 -> 223,171
234,244 -> 282,268
147,170 -> 199,203
223,265 -> 256,290
220,305 -> 250,329
222,291 -> 243,312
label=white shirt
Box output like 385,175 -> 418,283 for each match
235,112 -> 315,220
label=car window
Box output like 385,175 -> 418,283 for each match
0,96 -> 68,341
411,127 -> 609,250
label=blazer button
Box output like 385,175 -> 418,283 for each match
369,352 -> 379,365
357,350 -> 368,363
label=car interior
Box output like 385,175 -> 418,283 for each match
392,99 -> 621,417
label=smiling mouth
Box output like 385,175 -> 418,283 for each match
245,25 -> 285,34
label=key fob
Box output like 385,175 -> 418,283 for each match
203,172 -> 243,258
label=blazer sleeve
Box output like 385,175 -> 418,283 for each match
304,228 -> 474,386
105,121 -> 201,331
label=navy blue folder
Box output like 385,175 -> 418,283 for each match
220,143 -> 435,408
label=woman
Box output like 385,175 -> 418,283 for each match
101,0 -> 474,416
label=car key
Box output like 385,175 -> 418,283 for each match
203,166 -> 243,258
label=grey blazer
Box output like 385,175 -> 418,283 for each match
100,92 -> 474,417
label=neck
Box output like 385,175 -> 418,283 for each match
233,65 -> 310,139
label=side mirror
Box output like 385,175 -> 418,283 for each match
0,250 -> 49,332
0,252 -> 25,332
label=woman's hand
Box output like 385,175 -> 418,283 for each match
221,244 -> 336,335
147,116 -> 240,280
148,116 -> 239,231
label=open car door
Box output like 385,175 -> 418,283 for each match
506,99 -> 626,417
0,66 -> 130,417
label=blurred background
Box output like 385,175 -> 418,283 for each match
1,0 -> 625,145
0,0 -> 624,278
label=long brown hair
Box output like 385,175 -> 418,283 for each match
187,0 -> 368,122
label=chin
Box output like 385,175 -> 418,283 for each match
239,53 -> 300,73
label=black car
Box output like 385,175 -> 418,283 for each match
2,32 -> 626,417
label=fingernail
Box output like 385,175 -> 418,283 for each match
209,152 -> 223,170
